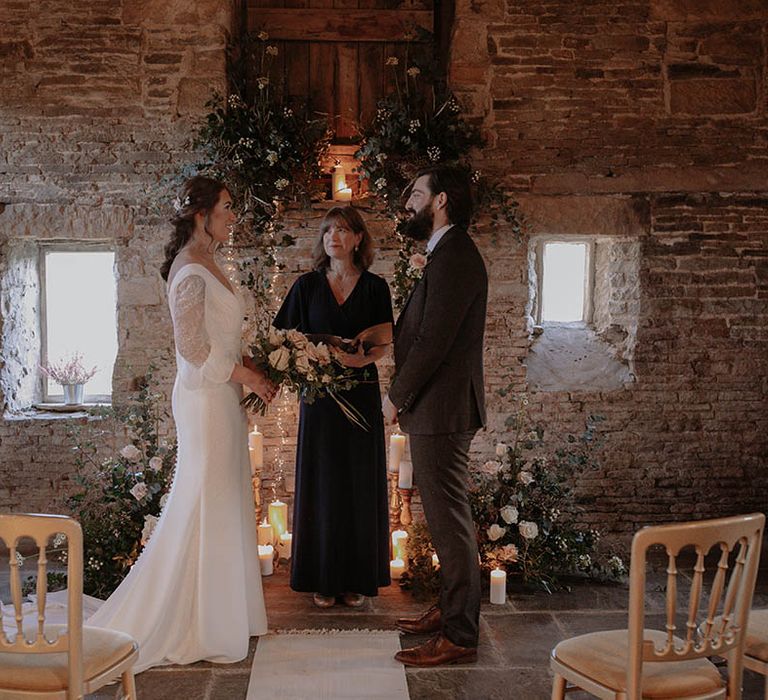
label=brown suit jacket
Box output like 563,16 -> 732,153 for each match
389,226 -> 488,435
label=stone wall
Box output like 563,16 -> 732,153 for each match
451,0 -> 768,538
1,0 -> 766,545
0,0 -> 232,512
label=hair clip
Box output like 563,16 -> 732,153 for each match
172,195 -> 191,212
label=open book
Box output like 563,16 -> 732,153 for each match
306,322 -> 393,356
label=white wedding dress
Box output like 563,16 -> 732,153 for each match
87,262 -> 268,672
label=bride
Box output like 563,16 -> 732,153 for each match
88,175 -> 275,672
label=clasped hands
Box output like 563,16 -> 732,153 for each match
242,356 -> 278,404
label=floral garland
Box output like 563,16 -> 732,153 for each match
399,390 -> 626,596
470,400 -> 625,591
355,56 -> 523,309
64,367 -> 177,598
193,32 -> 332,306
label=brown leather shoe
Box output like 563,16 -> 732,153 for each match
396,604 -> 441,634
394,633 -> 477,667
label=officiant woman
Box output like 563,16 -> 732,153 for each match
273,206 -> 393,608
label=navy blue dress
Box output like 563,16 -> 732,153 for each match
274,269 -> 392,596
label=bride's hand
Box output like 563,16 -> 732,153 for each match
247,369 -> 277,404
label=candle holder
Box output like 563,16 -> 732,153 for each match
252,469 -> 263,525
389,472 -> 402,531
398,488 -> 413,526
389,472 -> 414,529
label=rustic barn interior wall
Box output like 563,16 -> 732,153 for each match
1,0 -> 766,544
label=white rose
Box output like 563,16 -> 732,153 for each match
519,520 -> 539,540
141,514 -> 159,545
305,343 -> 320,362
315,343 -> 331,366
120,444 -> 141,461
495,443 -> 508,458
268,346 -> 290,372
268,326 -> 284,346
130,482 -> 148,501
487,524 -> 506,542
500,505 -> 519,525
286,329 -> 307,348
517,470 -> 534,485
483,460 -> 502,472
295,351 -> 311,376
148,456 -> 163,472
159,492 -> 169,510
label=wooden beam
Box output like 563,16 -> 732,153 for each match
247,8 -> 434,42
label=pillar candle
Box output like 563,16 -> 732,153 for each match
331,162 -> 347,199
390,558 -> 405,580
398,460 -> 413,489
336,187 -> 352,202
258,518 -> 273,546
258,544 -> 274,576
388,432 -> 406,474
391,529 -> 408,561
248,427 -> 263,473
490,568 -> 507,605
278,532 -> 292,560
268,500 -> 288,538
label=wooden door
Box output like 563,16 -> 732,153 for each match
245,0 -> 440,142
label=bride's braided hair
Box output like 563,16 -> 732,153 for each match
160,175 -> 227,281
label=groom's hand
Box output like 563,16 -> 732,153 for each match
382,395 -> 398,425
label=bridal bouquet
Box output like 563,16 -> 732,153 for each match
242,327 -> 368,428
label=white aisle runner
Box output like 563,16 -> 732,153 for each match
246,630 -> 410,700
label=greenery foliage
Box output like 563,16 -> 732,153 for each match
399,522 -> 442,602
65,367 -> 176,598
192,32 -> 331,304
355,54 -> 523,307
399,392 -> 626,596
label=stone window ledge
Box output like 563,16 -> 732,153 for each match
3,404 -> 109,422
526,325 -> 634,392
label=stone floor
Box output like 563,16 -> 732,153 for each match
78,562 -> 767,700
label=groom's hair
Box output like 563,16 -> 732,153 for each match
415,165 -> 473,229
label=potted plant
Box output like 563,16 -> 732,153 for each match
40,352 -> 98,405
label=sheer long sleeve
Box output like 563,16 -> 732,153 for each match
172,274 -> 236,389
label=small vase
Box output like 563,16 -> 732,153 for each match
62,384 -> 84,405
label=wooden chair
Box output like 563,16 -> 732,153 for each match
550,513 -> 765,700
0,513 -> 139,700
742,608 -> 768,699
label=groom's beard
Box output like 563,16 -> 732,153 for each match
401,207 -> 434,242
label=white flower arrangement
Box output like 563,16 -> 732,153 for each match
120,444 -> 141,461
242,327 -> 367,428
518,521 -> 539,540
141,514 -> 159,545
130,482 -> 148,501
500,505 -> 519,524
487,523 -> 507,541
517,470 -> 534,485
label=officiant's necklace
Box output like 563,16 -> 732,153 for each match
327,265 -> 360,299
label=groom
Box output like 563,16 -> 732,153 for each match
383,165 -> 487,666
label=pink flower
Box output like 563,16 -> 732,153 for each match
409,253 -> 428,271
495,544 -> 519,563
